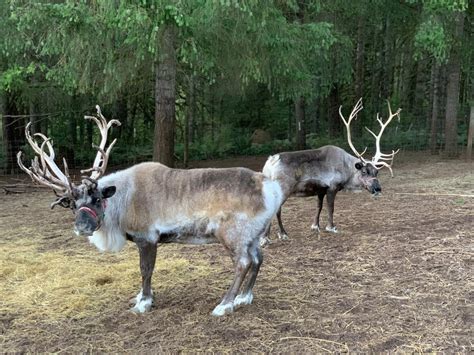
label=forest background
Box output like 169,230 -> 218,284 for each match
1,0 -> 472,173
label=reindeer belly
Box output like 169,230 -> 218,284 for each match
154,218 -> 220,245
158,232 -> 218,244
293,180 -> 327,197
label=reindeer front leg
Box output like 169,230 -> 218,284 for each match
325,190 -> 338,233
311,192 -> 326,232
131,239 -> 157,313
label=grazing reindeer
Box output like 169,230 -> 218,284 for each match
18,106 -> 283,316
262,98 -> 400,241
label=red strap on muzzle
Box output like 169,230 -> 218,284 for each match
78,206 -> 98,220
78,200 -> 107,231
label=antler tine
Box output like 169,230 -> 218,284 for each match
36,137 -> 74,188
370,103 -> 401,165
339,98 -> 369,162
80,144 -> 107,176
374,161 -> 395,178
17,152 -> 70,192
18,123 -> 74,194
30,129 -> 73,188
82,105 -> 121,181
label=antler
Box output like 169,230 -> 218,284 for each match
17,122 -> 74,195
80,105 -> 121,180
340,98 -> 401,177
339,98 -> 368,160
364,100 -> 401,177
18,106 -> 121,208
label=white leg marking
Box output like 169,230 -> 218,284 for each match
130,289 -> 143,305
325,225 -> 338,233
211,302 -> 234,317
234,292 -> 254,308
130,296 -> 153,313
260,236 -> 271,248
311,224 -> 320,232
277,231 -> 289,240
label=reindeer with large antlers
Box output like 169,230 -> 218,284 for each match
261,98 -> 401,243
18,106 -> 284,316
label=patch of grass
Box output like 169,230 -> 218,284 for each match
0,240 -> 214,322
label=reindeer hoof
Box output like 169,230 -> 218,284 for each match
259,236 -> 271,248
130,297 -> 153,313
130,289 -> 154,306
311,224 -> 320,232
212,303 -> 234,316
277,232 -> 289,240
234,292 -> 254,308
325,226 -> 338,233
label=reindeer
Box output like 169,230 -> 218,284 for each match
17,106 -> 283,317
262,98 -> 400,242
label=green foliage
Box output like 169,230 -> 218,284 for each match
413,0 -> 468,63
0,0 -> 471,172
414,18 -> 449,62
0,64 -> 37,91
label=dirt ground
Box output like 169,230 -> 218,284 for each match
1,152 -> 473,352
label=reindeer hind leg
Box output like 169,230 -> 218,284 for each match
276,207 -> 289,240
212,242 -> 252,316
234,239 -> 262,309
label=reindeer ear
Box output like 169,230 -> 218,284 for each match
101,186 -> 116,199
355,162 -> 363,170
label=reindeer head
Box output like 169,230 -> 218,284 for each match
339,98 -> 401,196
17,105 -> 121,236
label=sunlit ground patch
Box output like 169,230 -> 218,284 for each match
0,240 -> 214,323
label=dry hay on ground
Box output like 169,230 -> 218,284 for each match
0,152 -> 472,352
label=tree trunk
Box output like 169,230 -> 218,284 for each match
311,97 -> 319,134
3,93 -> 23,174
86,119 -> 93,148
413,60 -> 428,125
355,17 -> 365,101
114,95 -> 128,140
184,75 -> 195,167
467,105 -> 474,161
444,13 -> 464,158
210,90 -> 215,143
153,23 -> 176,167
429,62 -> 440,154
380,16 -> 392,100
370,25 -> 381,113
294,96 -> 306,150
66,97 -> 77,168
328,85 -> 341,138
1,91 -> 5,173
407,61 -> 418,115
29,91 -> 41,134
287,100 -> 293,141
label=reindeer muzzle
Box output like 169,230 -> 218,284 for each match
75,206 -> 103,236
